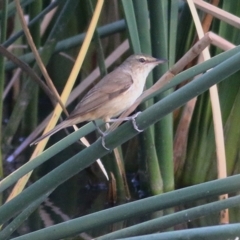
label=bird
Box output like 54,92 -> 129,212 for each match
31,54 -> 166,147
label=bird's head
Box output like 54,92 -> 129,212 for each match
122,54 -> 167,78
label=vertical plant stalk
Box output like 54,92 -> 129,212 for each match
0,0 -> 8,182
122,0 -> 160,196
148,0 -> 174,194
121,0 -> 141,53
201,0 -> 220,33
188,0 -> 228,224
133,0 -> 163,196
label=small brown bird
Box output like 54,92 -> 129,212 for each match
31,54 -> 166,146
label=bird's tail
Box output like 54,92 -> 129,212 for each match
30,121 -> 70,146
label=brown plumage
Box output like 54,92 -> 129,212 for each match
31,54 -> 165,145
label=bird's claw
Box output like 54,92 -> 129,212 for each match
131,112 -> 143,132
94,111 -> 143,150
107,112 -> 144,132
93,121 -> 110,150
101,136 -> 110,151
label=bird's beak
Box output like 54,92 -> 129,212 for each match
156,58 -> 168,64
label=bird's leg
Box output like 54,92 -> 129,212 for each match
107,112 -> 143,132
93,121 -> 110,151
93,120 -> 106,136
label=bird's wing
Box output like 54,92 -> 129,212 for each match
68,70 -> 133,119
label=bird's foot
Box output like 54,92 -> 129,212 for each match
93,120 -> 105,136
108,112 -> 143,132
93,121 -> 110,151
130,112 -> 143,132
101,135 -> 110,151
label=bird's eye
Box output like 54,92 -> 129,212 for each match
139,57 -> 146,63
